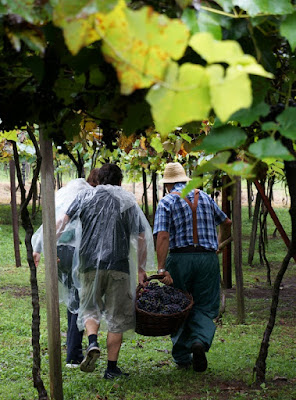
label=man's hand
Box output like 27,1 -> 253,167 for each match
138,267 -> 147,286
158,270 -> 173,286
33,252 -> 41,267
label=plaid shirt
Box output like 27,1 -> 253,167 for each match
153,183 -> 227,251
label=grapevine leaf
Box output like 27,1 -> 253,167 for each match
190,32 -> 273,79
276,108 -> 296,139
101,5 -> 190,94
262,122 -> 279,131
196,151 -> 231,174
196,10 -> 222,40
61,17 -> 101,55
150,136 -> 164,153
280,12 -> 296,51
1,130 -> 18,142
146,62 -> 211,137
181,178 -> 204,197
207,65 -> 252,122
249,137 -> 294,160
213,0 -> 233,12
233,0 -> 294,17
219,161 -> 256,178
182,8 -> 199,34
180,133 -> 192,142
231,101 -> 269,126
190,32 -> 246,64
193,125 -> 247,153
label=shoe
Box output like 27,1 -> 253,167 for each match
191,342 -> 207,372
65,362 -> 80,368
80,343 -> 100,373
103,367 -> 129,380
176,361 -> 192,370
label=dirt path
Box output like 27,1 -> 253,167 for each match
0,181 -> 290,208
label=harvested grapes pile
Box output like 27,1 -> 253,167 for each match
137,282 -> 191,314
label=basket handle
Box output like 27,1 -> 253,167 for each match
144,274 -> 165,282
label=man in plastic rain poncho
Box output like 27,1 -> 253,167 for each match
32,169 -> 100,368
57,163 -> 154,379
153,162 -> 232,373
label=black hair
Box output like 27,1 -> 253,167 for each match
98,163 -> 123,185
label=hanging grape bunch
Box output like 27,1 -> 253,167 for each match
137,282 -> 191,314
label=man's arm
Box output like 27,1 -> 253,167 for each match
138,232 -> 147,285
156,231 -> 173,285
56,214 -> 70,240
217,218 -> 232,253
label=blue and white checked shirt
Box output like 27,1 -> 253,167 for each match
153,183 -> 227,251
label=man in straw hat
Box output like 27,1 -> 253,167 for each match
153,162 -> 231,372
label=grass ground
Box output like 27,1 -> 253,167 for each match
0,206 -> 295,400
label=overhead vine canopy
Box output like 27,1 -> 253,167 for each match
0,0 -> 296,177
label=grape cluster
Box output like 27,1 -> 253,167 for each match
137,282 -> 190,314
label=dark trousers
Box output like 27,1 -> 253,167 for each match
66,310 -> 84,363
166,252 -> 220,364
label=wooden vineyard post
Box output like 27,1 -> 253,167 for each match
222,175 -> 232,288
9,159 -> 21,267
232,177 -> 245,324
40,132 -> 64,400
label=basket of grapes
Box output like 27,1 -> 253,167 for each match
135,275 -> 193,336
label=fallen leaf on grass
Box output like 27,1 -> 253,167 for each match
273,376 -> 288,382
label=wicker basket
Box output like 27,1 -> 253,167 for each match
135,275 -> 194,337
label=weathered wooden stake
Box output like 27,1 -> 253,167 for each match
232,177 -> 245,324
9,159 -> 21,267
40,132 -> 63,400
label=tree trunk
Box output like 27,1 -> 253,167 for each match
12,135 -> 48,400
142,168 -> 149,220
247,180 -> 253,219
255,161 -> 296,383
40,131 -> 64,400
232,177 -> 245,324
9,159 -> 21,267
248,190 -> 261,266
222,175 -> 232,289
255,170 -> 296,383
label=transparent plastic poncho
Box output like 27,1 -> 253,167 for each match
59,184 -> 155,332
31,178 -> 94,310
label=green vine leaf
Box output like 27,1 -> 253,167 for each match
146,62 -> 211,137
276,108 -> 296,139
280,12 -> 296,51
233,0 -> 294,17
150,136 -> 164,153
193,125 -> 247,153
249,137 -> 294,161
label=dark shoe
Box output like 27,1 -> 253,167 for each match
191,342 -> 207,372
176,361 -> 192,370
80,343 -> 100,373
103,367 -> 129,380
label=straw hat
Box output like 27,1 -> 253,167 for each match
160,162 -> 191,184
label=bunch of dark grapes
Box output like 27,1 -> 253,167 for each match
137,282 -> 191,314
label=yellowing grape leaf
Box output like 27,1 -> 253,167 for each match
100,4 -> 189,94
190,32 -> 273,78
146,62 -> 211,137
207,65 -> 252,122
62,17 -> 101,55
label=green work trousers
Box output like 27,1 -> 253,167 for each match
166,252 -> 220,365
